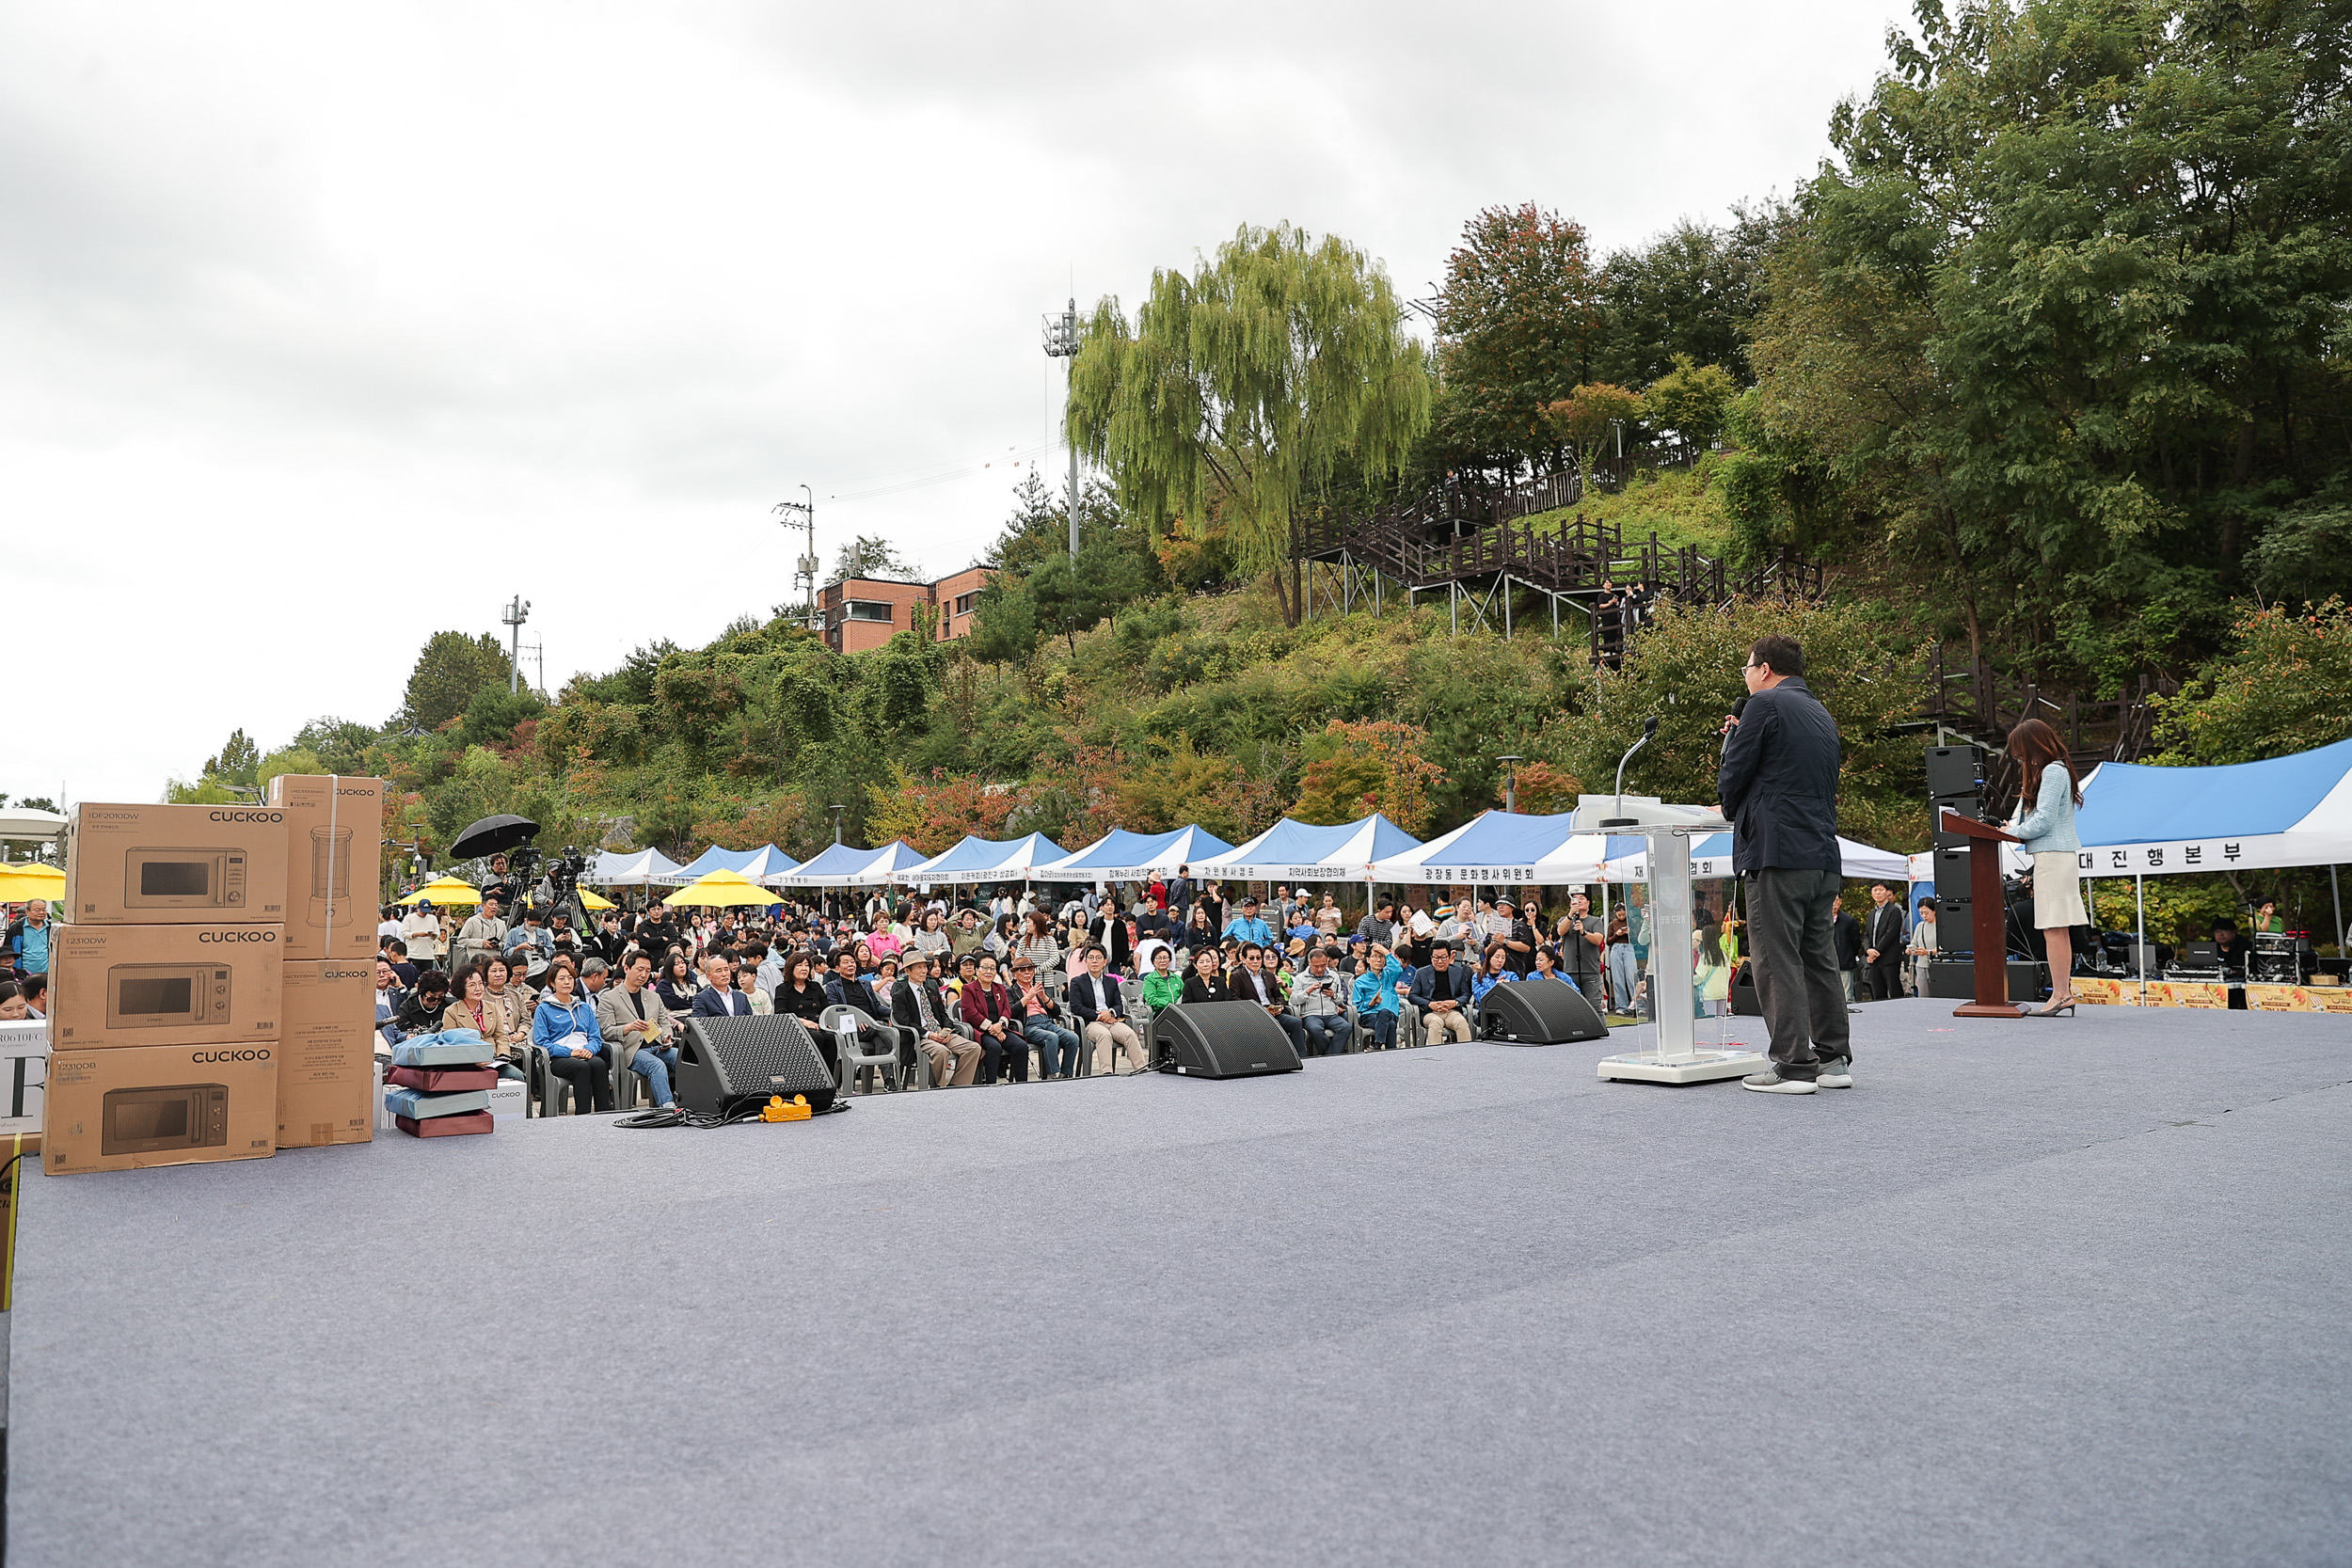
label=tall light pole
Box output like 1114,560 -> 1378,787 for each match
1041,296 -> 1081,560
500,595 -> 531,694
1496,755 -> 1523,814
828,804 -> 847,844
774,484 -> 817,628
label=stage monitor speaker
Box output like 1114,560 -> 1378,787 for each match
1156,1002 -> 1302,1079
1728,960 -> 1763,1016
1476,976 -> 1609,1044
1925,958 -> 2046,1002
677,1014 -> 837,1117
1926,744 -> 1987,801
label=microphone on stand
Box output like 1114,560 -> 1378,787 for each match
1601,717 -> 1661,827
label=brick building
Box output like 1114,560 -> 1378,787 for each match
818,565 -> 996,655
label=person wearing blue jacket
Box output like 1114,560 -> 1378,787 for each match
1222,898 -> 1275,948
2003,716 -> 2087,1016
1349,944 -> 1407,1050
532,961 -> 612,1114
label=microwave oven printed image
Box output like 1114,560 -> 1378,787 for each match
123,847 -> 246,910
100,1083 -> 230,1155
106,964 -> 231,1029
308,827 -> 353,928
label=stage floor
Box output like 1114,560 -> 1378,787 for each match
12,1000 -> 2351,1567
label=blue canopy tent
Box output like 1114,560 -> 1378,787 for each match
666,845 -> 757,883
2072,737 -> 2352,875
1368,811 -> 1583,886
905,832 -> 1073,883
773,842 -> 883,889
1200,815 -> 1424,883
1041,824 -> 1237,882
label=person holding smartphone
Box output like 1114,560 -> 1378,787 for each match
1288,945 -> 1349,1055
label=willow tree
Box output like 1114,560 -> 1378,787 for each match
1068,222 -> 1431,626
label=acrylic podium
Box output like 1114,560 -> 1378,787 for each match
1572,794 -> 1768,1084
1938,808 -> 2026,1018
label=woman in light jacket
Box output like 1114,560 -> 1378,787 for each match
2004,717 -> 2086,1015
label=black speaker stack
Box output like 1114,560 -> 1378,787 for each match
1925,743 -> 1986,956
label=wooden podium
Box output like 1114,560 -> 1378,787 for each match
1940,808 -> 2025,1018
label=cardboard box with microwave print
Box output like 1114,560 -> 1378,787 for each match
43,1042 -> 276,1175
64,802 -> 289,927
49,925 -> 282,1049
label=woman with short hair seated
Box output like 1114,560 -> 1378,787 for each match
532,960 -> 613,1114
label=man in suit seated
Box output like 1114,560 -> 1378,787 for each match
892,953 -> 981,1086
1410,942 -> 1476,1044
690,954 -> 754,1018
1068,943 -> 1148,1074
1223,942 -> 1309,1057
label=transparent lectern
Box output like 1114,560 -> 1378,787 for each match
1571,794 -> 1768,1085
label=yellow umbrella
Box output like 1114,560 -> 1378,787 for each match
398,876 -> 483,907
579,887 -> 615,911
0,862 -> 65,902
666,868 -> 783,908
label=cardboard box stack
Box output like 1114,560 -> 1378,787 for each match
384,1030 -> 497,1138
42,778 -> 384,1175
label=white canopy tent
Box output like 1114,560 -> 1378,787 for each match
588,847 -> 685,887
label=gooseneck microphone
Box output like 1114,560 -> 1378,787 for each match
1601,717 -> 1661,827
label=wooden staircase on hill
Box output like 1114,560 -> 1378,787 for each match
1295,473 -> 1821,662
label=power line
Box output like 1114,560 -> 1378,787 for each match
822,442 -> 1053,504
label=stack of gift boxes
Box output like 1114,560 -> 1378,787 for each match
41,778 -> 384,1176
383,1029 -> 497,1138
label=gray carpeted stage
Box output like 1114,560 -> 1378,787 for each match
12,999 -> 2351,1567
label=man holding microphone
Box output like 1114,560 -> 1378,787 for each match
1717,635 -> 1851,1094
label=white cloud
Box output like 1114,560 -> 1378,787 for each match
1,0 -> 1905,801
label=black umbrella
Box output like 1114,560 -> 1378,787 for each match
449,814 -> 541,861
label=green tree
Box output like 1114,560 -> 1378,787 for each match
965,576 -> 1041,666
1070,221 -> 1432,627
1588,208 -> 1783,388
2153,599 -> 2352,765
1642,356 -> 1740,453
1542,383 -> 1645,494
830,535 -> 920,584
1422,204 -> 1602,478
401,632 -> 514,731
202,729 -> 261,786
1753,0 -> 2352,681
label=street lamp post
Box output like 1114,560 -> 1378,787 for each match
1497,755 -> 1523,814
1041,297 -> 1081,560
828,805 -> 847,845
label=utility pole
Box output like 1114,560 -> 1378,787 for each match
500,595 -> 531,694
774,484 -> 817,628
1041,296 -> 1081,560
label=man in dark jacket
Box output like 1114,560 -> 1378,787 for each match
1717,634 -> 1851,1093
1864,881 -> 1907,999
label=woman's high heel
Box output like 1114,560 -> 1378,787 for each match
2028,997 -> 2076,1017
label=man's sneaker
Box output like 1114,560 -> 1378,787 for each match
1816,1059 -> 1853,1089
1742,1069 -> 1818,1094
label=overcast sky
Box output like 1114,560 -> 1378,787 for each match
3,0 -> 1909,803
